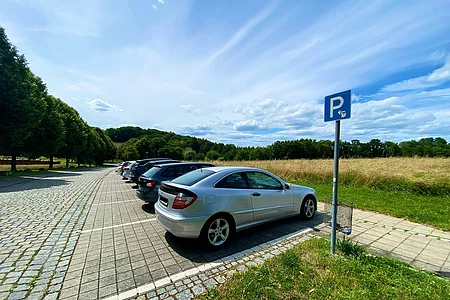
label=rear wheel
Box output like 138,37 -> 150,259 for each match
300,196 -> 316,220
201,215 -> 234,249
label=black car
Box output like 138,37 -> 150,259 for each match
129,159 -> 179,184
136,162 -> 215,203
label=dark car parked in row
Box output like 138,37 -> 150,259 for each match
130,159 -> 179,184
136,162 -> 215,203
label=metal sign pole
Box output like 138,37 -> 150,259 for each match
330,120 -> 340,254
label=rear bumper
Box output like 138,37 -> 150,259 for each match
155,202 -> 207,239
136,188 -> 158,203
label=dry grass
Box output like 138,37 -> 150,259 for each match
212,157 -> 450,194
213,157 -> 450,183
0,164 -> 65,171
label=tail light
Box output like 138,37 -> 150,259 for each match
124,167 -> 130,170
172,193 -> 197,209
146,180 -> 157,188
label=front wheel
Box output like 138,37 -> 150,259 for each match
300,196 -> 316,220
201,216 -> 234,249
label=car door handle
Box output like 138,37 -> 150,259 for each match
252,192 -> 261,197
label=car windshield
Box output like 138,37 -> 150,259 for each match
170,169 -> 215,186
142,166 -> 161,177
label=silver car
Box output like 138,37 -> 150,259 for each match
155,167 -> 317,249
122,161 -> 136,180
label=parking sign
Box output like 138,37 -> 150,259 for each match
324,90 -> 351,122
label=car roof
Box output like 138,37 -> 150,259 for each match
202,166 -> 262,172
144,159 -> 179,165
153,162 -> 215,167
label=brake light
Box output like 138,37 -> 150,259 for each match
146,180 -> 157,188
124,167 -> 130,170
172,193 -> 197,209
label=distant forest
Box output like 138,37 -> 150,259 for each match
106,126 -> 450,161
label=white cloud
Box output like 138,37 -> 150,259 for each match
158,0 -> 164,4
180,124 -> 214,136
86,99 -> 123,113
381,56 -> 450,92
428,56 -> 450,81
152,4 -> 157,10
234,120 -> 266,132
181,104 -> 202,115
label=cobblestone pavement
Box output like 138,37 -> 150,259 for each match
59,171 -> 326,300
0,168 -> 110,300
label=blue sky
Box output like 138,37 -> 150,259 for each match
1,0 -> 450,146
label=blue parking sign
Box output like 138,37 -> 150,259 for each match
324,90 -> 351,122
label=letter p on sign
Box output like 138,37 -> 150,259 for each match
324,90 -> 351,122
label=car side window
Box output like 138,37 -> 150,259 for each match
215,173 -> 248,189
183,165 -> 198,173
176,166 -> 184,176
161,166 -> 178,177
245,172 -> 283,190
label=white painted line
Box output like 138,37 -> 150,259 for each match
154,277 -> 171,289
169,272 -> 185,282
92,200 -> 138,206
107,227 -> 313,300
137,283 -> 155,295
96,189 -> 133,195
80,219 -> 156,234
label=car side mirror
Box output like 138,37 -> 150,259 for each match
284,183 -> 290,190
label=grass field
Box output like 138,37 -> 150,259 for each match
0,158 -> 98,173
213,158 -> 450,230
214,158 -> 450,195
200,238 -> 450,300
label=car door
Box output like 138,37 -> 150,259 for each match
245,171 -> 294,222
214,172 -> 253,227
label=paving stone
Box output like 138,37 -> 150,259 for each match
176,289 -> 194,300
191,284 -> 205,296
203,278 -> 216,289
8,291 -> 28,300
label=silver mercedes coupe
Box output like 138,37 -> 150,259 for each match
155,166 -> 317,249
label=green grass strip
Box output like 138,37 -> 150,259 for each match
200,238 -> 450,300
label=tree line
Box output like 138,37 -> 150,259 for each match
0,27 -> 116,171
107,126 -> 450,161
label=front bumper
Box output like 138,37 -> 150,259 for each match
155,202 -> 207,239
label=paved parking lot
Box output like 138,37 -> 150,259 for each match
60,171 -> 325,300
3,167 -> 446,300
0,169 -> 108,300
0,168 -> 326,300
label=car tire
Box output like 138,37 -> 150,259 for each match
200,215 -> 234,249
300,196 -> 316,220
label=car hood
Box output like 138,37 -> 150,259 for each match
289,183 -> 316,194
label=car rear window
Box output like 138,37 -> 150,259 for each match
142,166 -> 161,177
170,169 -> 215,186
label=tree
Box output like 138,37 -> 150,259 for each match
0,27 -> 47,171
122,144 -> 139,160
206,150 -> 220,161
56,102 -> 87,167
183,149 -> 197,161
24,95 -> 65,168
384,141 -> 401,157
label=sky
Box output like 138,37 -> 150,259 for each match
1,0 -> 450,146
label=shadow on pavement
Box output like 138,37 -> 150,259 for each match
165,212 -> 329,263
0,177 -> 71,193
142,203 -> 156,214
437,271 -> 450,278
0,168 -> 111,193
